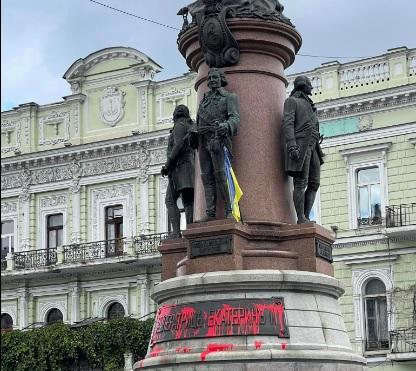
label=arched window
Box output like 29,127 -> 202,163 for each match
107,302 -> 125,320
364,279 -> 389,350
46,308 -> 63,325
1,313 -> 13,331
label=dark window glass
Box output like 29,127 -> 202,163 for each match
47,214 -> 63,249
364,279 -> 389,350
105,205 -> 123,256
107,302 -> 125,320
1,313 -> 13,330
46,308 -> 63,324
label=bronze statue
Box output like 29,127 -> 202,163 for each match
190,68 -> 240,220
162,105 -> 195,238
282,75 -> 324,224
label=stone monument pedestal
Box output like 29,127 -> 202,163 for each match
134,270 -> 366,370
159,220 -> 334,281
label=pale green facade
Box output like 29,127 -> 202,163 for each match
1,46 -> 415,369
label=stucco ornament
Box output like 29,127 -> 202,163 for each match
100,87 -> 126,126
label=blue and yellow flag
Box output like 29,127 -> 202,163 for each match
224,147 -> 243,222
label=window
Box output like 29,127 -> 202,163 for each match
105,205 -> 123,256
107,302 -> 125,320
46,308 -> 63,325
364,279 -> 389,351
1,313 -> 13,331
357,167 -> 382,226
47,214 -> 63,249
1,221 -> 14,258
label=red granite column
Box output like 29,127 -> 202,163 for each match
178,19 -> 302,224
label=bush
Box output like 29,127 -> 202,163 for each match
1,318 -> 154,371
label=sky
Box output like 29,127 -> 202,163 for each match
1,0 -> 414,111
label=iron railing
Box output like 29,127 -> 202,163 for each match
386,203 -> 416,228
390,327 -> 416,353
14,248 -> 57,269
357,216 -> 382,227
133,232 -> 168,256
1,258 -> 7,271
64,238 -> 125,263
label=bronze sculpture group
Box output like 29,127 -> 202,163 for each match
161,1 -> 323,237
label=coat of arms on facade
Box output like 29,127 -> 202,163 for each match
100,87 -> 126,126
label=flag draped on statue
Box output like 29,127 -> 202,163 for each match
224,146 -> 243,222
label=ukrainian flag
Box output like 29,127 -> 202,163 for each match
224,147 -> 243,222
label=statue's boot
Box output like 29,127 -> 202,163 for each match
293,187 -> 309,224
167,205 -> 181,239
182,188 -> 194,225
184,202 -> 194,225
304,188 -> 317,221
201,173 -> 217,221
214,170 -> 233,219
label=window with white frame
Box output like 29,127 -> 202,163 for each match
105,205 -> 124,256
47,214 -> 63,249
340,143 -> 390,229
1,220 -> 15,258
356,167 -> 382,226
363,279 -> 389,351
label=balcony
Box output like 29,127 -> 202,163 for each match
389,327 -> 416,362
385,203 -> 416,237
1,232 -> 168,275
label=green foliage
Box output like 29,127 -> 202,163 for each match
1,318 -> 154,371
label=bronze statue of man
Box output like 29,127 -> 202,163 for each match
162,105 -> 195,238
191,67 -> 240,220
282,75 -> 324,224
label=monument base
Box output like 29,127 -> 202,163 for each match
159,220 -> 334,281
133,270 -> 367,370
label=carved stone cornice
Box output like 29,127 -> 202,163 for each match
317,85 -> 416,121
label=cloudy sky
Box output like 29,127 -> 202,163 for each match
1,0 -> 414,111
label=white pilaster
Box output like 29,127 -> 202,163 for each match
138,275 -> 150,318
18,289 -> 29,329
71,190 -> 81,243
71,285 -> 80,324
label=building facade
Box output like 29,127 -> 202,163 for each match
1,46 -> 415,369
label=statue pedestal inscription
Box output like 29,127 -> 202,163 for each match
135,271 -> 366,370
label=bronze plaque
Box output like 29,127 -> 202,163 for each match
150,298 -> 289,345
190,235 -> 232,258
315,239 -> 333,262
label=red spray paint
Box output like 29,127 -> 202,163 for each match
175,306 -> 196,339
175,346 -> 192,353
200,343 -> 234,361
254,340 -> 263,350
149,346 -> 164,358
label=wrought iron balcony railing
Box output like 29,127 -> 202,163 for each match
386,203 -> 416,228
64,238 -> 125,263
14,248 -> 57,269
390,327 -> 416,353
133,232 -> 168,256
2,232 -> 170,271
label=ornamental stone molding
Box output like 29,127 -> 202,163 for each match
149,147 -> 167,166
1,118 -> 26,154
99,87 -> 126,126
97,293 -> 128,317
91,183 -> 135,241
352,267 -> 393,340
156,87 -> 192,125
69,158 -> 83,193
38,111 -> 71,145
83,153 -> 139,177
141,89 -> 148,120
318,88 -> 415,121
1,304 -> 17,325
40,194 -> 67,209
38,299 -> 68,323
1,200 -> 18,215
357,115 -> 373,131
31,165 -> 72,185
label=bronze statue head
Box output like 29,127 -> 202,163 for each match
207,68 -> 228,90
292,75 -> 313,96
173,104 -> 191,120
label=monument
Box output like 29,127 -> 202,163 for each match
134,1 -> 367,370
